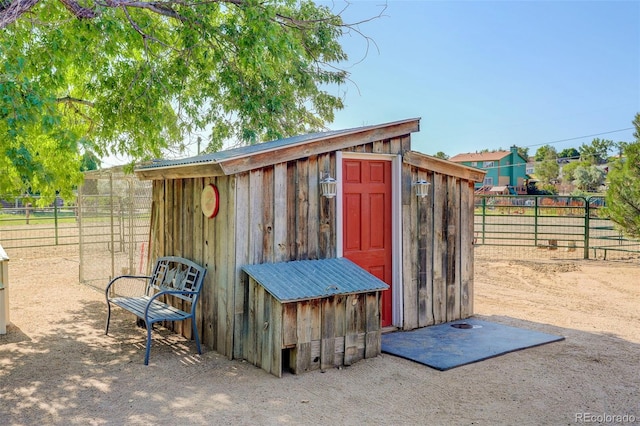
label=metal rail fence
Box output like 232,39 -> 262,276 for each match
0,196 -> 79,250
474,195 -> 640,260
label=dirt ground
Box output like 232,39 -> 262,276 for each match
0,249 -> 638,425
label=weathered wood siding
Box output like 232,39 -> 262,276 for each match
245,276 -> 382,377
150,176 -> 237,356
400,165 -> 476,329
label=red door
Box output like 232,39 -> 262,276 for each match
342,158 -> 393,327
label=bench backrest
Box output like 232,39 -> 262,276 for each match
148,256 -> 207,303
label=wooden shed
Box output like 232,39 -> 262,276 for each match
135,118 -> 485,375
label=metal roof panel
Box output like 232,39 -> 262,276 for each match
136,118 -> 420,172
242,258 -> 389,303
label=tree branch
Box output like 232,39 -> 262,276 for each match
0,0 -> 40,29
58,0 -> 97,19
56,96 -> 95,107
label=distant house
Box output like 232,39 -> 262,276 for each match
449,146 -> 529,194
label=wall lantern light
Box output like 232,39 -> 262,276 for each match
414,179 -> 431,198
320,172 -> 337,198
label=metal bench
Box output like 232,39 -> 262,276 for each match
105,256 -> 207,365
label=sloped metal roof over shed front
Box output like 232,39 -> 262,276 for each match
242,258 -> 389,303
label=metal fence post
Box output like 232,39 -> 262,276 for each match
128,178 -> 135,275
481,196 -> 486,244
534,196 -> 539,247
584,197 -> 590,259
78,185 -> 84,283
54,197 -> 59,245
110,174 -> 115,280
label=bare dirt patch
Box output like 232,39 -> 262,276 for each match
1,251 -> 638,425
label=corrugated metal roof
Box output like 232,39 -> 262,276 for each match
136,119 -> 418,171
242,258 -> 389,303
137,129 -> 342,170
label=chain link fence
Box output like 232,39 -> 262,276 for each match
78,169 -> 152,290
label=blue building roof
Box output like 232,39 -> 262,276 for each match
242,258 -> 389,303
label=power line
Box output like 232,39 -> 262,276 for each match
524,128 -> 634,148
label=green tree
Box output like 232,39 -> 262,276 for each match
605,113 -> 640,237
534,145 -> 557,162
558,147 -> 579,159
579,138 -> 614,164
1,0 -> 372,201
561,160 -> 590,182
516,146 -> 529,160
573,165 -> 605,192
434,151 -> 449,160
535,158 -> 560,184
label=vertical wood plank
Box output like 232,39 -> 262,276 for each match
270,296 -> 282,377
199,179 -> 209,347
417,168 -> 433,327
365,293 -> 381,358
402,165 -> 418,330
261,289 -> 272,374
273,163 -> 288,262
254,283 -> 265,368
344,294 -> 365,365
328,153 -> 337,258
202,177 -> 216,348
172,180 -> 183,333
307,155 -> 319,259
233,173 -> 249,359
287,163 -> 297,259
460,181 -> 474,318
163,180 -> 173,264
153,181 -> 166,260
320,297 -> 336,370
295,301 -> 311,373
296,159 -> 309,259
234,172 -> 250,360
318,153 -> 331,259
334,295 -> 346,366
282,303 -> 298,348
401,135 -> 412,153
173,179 -> 183,256
192,178 -> 205,346
424,171 -> 435,326
249,169 -> 264,265
225,175 -> 237,357
262,166 -> 274,263
246,278 -> 256,365
446,176 -> 460,321
182,179 -> 194,340
432,173 -> 447,324
215,176 -> 234,357
308,299 -> 321,371
389,137 -> 402,155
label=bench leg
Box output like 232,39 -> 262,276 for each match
105,302 -> 112,335
144,321 -> 153,365
192,317 -> 202,355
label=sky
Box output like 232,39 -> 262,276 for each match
102,0 -> 640,166
322,0 -> 640,157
